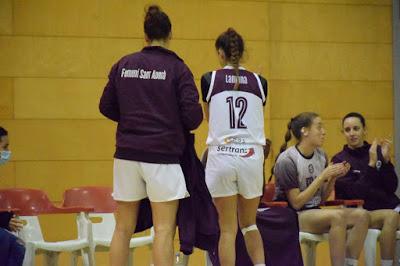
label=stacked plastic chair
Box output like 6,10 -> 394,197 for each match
363,225 -> 400,266
62,186 -> 154,265
0,188 -> 94,266
363,228 -> 382,266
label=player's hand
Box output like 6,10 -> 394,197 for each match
380,138 -> 392,163
8,216 -> 24,232
263,138 -> 272,159
368,138 -> 378,167
335,161 -> 351,179
321,163 -> 349,181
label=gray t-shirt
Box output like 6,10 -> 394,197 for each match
274,146 -> 327,210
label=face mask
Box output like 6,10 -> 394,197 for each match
0,150 -> 11,165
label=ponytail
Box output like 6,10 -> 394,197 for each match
269,112 -> 319,181
279,119 -> 293,155
215,28 -> 244,91
227,29 -> 241,90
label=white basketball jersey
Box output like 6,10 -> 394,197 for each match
206,66 -> 266,146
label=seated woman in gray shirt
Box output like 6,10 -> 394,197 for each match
273,112 -> 369,266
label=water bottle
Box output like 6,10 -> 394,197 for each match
174,252 -> 189,266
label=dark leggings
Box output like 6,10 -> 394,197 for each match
0,228 -> 25,266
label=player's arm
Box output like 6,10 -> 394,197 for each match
259,75 -> 268,107
321,177 -> 336,201
286,177 -> 327,210
203,103 -> 209,122
320,153 -> 350,201
200,72 -> 212,122
276,156 -> 330,210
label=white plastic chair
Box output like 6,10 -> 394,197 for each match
0,188 -> 95,266
299,232 -> 329,266
299,199 -> 364,266
369,230 -> 400,266
63,187 -> 154,265
358,225 -> 400,266
85,212 -> 154,265
393,230 -> 400,266
363,229 -> 382,266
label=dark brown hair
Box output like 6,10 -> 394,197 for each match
144,5 -> 171,41
270,112 -> 319,178
342,112 -> 366,128
0,127 -> 7,138
215,28 -> 244,90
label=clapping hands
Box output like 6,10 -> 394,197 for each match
369,138 -> 392,167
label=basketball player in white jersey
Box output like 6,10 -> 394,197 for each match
273,112 -> 370,266
201,28 -> 267,266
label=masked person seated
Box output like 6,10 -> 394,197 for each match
0,126 -> 25,266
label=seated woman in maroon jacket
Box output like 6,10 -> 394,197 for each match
99,5 -> 203,266
332,112 -> 399,266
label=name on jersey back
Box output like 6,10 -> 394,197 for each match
225,75 -> 248,84
121,68 -> 166,80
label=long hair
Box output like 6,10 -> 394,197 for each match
270,112 -> 319,179
215,28 -> 244,90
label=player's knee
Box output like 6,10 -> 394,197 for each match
352,208 -> 370,227
238,216 -> 257,230
330,210 -> 346,227
219,222 -> 238,235
114,221 -> 135,235
383,211 -> 399,230
154,223 -> 176,235
240,224 -> 258,236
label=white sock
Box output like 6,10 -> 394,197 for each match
254,264 -> 266,266
381,259 -> 393,266
345,258 -> 358,266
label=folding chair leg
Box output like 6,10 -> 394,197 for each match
302,241 -> 317,266
70,250 -> 79,266
172,252 -> 189,266
22,243 -> 36,266
44,251 -> 59,266
88,246 -> 96,266
205,251 -> 213,266
127,248 -> 134,266
395,238 -> 400,266
364,229 -> 380,266
82,247 -> 94,266
80,246 -> 95,266
148,245 -> 153,266
181,254 -> 190,265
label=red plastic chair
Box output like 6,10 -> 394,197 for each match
0,208 -> 20,213
62,186 -> 154,265
260,183 -> 288,208
62,186 -> 116,213
0,188 -> 94,266
0,188 -> 93,216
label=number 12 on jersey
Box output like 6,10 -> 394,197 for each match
226,96 -> 248,129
